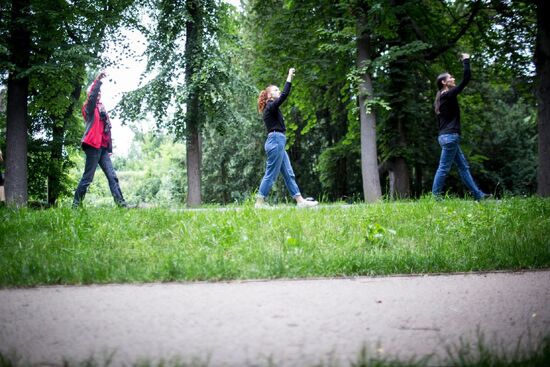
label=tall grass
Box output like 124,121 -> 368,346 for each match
1,335 -> 549,367
0,197 -> 549,287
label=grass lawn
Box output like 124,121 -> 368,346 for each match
0,197 -> 549,287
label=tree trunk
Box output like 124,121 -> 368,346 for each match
388,169 -> 395,199
5,0 -> 31,207
387,113 -> 411,199
184,0 -> 203,207
386,0 -> 412,199
390,156 -> 410,199
221,160 -> 229,204
394,114 -> 410,198
335,157 -> 348,199
536,0 -> 550,196
356,16 -> 382,203
48,120 -> 64,206
48,82 -> 82,206
413,164 -> 423,197
186,126 -> 202,207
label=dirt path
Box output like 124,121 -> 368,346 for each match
1,271 -> 549,366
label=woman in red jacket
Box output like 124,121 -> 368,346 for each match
72,71 -> 127,208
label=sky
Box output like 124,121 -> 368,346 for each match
100,27 -> 147,158
101,0 -> 242,157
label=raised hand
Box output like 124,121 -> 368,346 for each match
287,68 -> 295,82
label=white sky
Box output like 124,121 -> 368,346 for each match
101,0 -> 242,157
100,28 -> 147,157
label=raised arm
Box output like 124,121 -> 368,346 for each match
85,71 -> 106,116
445,54 -> 471,98
270,68 -> 295,109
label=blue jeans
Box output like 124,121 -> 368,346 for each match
73,145 -> 126,207
432,133 -> 485,200
258,132 -> 301,198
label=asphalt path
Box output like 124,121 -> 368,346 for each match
1,271 -> 549,366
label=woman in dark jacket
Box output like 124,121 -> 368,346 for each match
432,53 -> 489,201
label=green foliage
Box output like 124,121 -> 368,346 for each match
67,130 -> 187,206
117,0 -> 240,135
1,0 -> 540,205
317,135 -> 362,200
201,116 -> 265,203
113,0 -> 540,204
115,0 -> 253,205
123,132 -> 186,204
245,0 -> 360,198
461,87 -> 537,195
198,6 -> 271,203
0,0 -> 140,204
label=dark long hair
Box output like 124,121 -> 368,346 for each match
434,73 -> 449,115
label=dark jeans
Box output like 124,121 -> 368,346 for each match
432,133 -> 485,200
258,132 -> 301,198
73,145 -> 126,207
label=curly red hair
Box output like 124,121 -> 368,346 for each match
257,85 -> 276,113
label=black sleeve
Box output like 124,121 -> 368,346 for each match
445,59 -> 471,98
270,81 -> 291,109
86,80 -> 102,117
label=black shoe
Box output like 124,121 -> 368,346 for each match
432,194 -> 444,202
476,194 -> 492,201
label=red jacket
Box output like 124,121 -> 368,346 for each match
81,80 -> 112,152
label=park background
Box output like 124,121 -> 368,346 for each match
1,3 -> 549,364
0,0 -> 548,207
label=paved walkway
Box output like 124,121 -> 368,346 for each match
1,271 -> 549,366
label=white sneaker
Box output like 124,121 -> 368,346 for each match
297,199 -> 318,208
255,201 -> 270,209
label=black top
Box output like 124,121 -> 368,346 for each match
263,81 -> 291,133
437,59 -> 471,136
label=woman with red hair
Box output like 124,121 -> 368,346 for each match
256,68 -> 318,208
